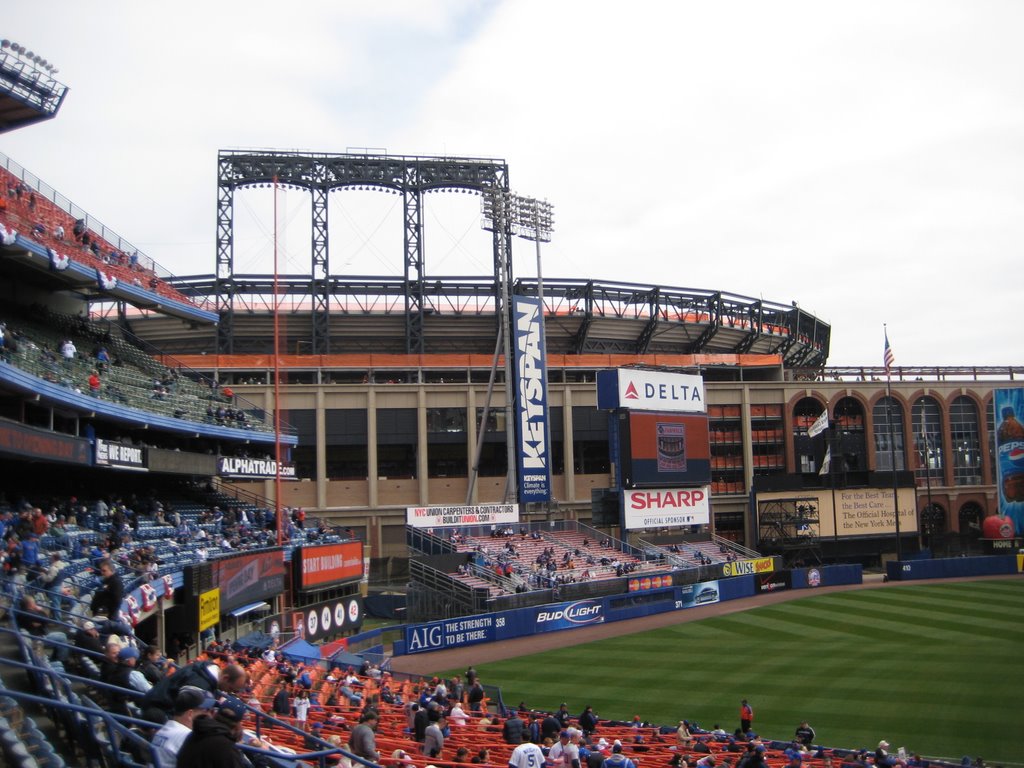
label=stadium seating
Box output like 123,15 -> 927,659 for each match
0,303 -> 274,433
0,166 -> 200,308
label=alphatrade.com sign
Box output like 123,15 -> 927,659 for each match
218,457 -> 296,479
622,486 -> 711,530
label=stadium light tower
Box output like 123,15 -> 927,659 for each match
480,190 -> 555,506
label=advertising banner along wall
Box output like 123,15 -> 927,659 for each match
0,419 -> 90,465
406,504 -> 519,529
756,487 -> 918,539
512,295 -> 552,502
295,542 -> 364,591
95,438 -> 148,472
218,457 -> 296,479
402,584 -> 722,654
291,596 -> 364,643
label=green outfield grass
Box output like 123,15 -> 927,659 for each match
439,580 -> 1024,765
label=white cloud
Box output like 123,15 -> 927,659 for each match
3,0 -> 1022,365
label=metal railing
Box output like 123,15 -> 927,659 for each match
0,50 -> 67,114
0,149 -> 174,280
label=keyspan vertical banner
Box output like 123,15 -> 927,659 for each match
512,296 -> 552,502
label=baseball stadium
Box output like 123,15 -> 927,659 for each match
0,33 -> 1022,768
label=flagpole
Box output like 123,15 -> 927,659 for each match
884,324 -> 903,562
918,399 -> 934,551
828,422 -> 838,543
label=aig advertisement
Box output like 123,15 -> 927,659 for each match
597,369 -> 705,414
994,388 -> 1024,537
622,486 -> 711,530
212,551 -> 285,612
291,596 -> 363,643
512,296 -> 552,502
402,597 -> 605,653
404,614 -> 499,654
295,542 -> 364,591
618,411 -> 711,488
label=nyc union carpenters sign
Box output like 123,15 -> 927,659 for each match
406,504 -> 519,529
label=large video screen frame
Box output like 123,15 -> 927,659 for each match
618,411 -> 711,488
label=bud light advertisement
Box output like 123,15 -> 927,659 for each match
994,388 -> 1024,537
534,599 -> 604,633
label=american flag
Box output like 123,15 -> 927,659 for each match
884,330 -> 895,372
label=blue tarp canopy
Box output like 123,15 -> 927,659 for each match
229,601 -> 270,618
233,630 -> 274,651
280,638 -> 321,663
329,650 -> 366,669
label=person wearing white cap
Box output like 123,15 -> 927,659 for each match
549,730 -> 581,768
875,740 -> 901,767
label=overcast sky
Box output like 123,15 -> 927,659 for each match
4,1 -> 1022,367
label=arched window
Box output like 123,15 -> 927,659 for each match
949,396 -> 981,485
912,396 -> 944,483
958,502 -> 984,553
872,397 -> 905,471
792,397 -> 827,474
833,396 -> 867,473
921,501 -> 946,547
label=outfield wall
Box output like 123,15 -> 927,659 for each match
885,554 -> 1020,581
394,564 -> 861,655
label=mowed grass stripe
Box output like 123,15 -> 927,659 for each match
793,590 -> 1024,637
790,600 -> 1021,642
837,586 -> 1021,617
444,580 -> 1023,764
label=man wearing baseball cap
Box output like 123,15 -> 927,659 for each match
101,645 -> 150,717
151,685 -> 216,767
549,730 -> 582,768
176,697 -> 249,767
141,659 -> 248,716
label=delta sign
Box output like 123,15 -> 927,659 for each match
597,369 -> 705,414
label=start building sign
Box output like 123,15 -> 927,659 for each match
622,486 -> 711,530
